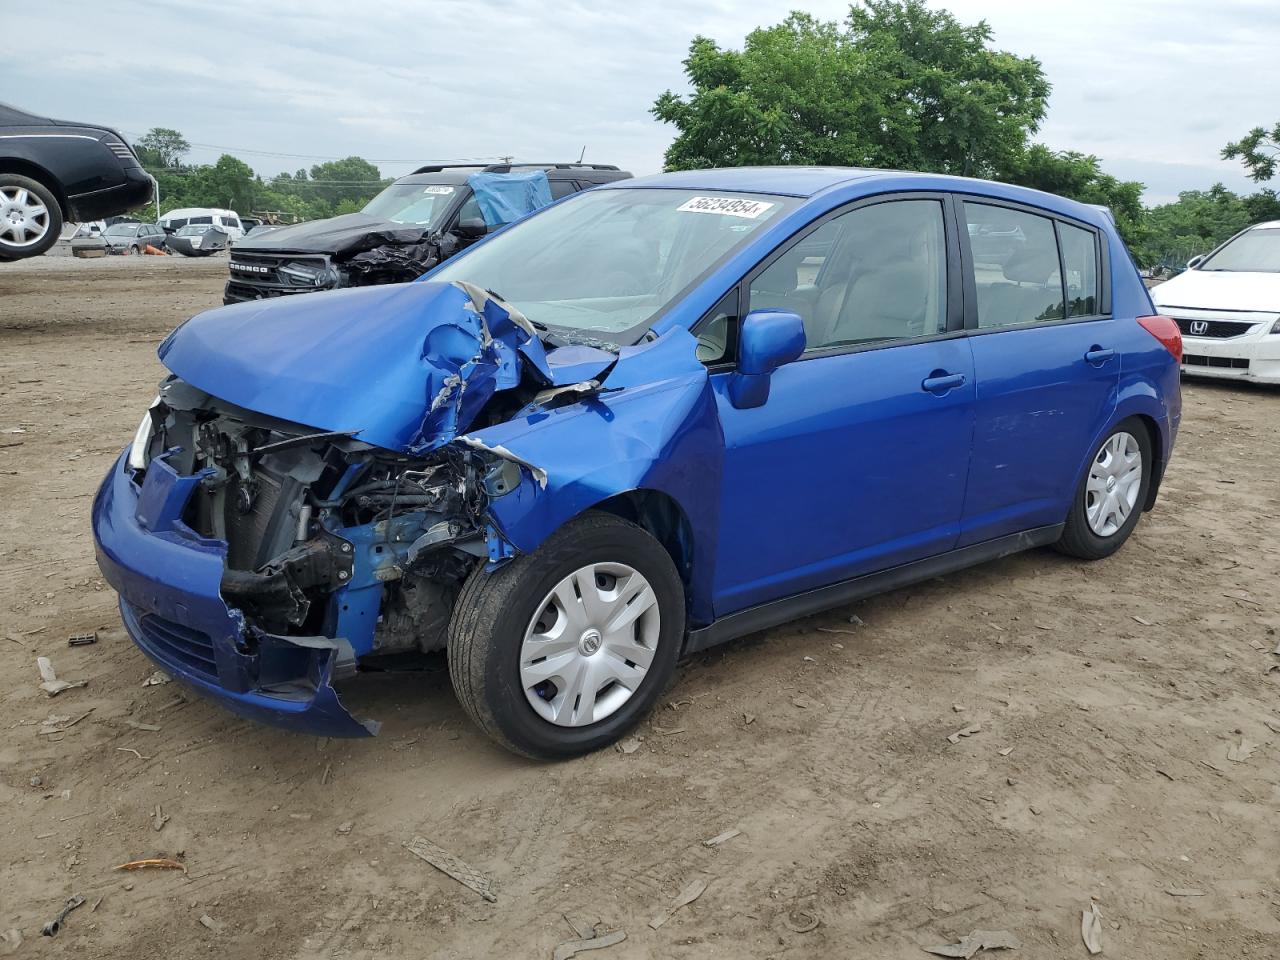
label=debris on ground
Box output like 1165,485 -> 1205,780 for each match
1165,887 -> 1207,897
2,928 -> 21,953
39,709 -> 94,736
36,656 -> 87,696
702,828 -> 741,848
40,894 -> 85,937
198,914 -> 225,933
998,747 -> 1014,757
743,713 -> 756,725
552,928 -> 627,960
1226,739 -> 1256,763
1081,902 -> 1103,955
782,910 -> 820,933
648,877 -> 709,930
405,835 -> 496,902
947,723 -> 982,744
113,857 -> 187,874
1131,616 -> 1153,626
141,670 -> 171,686
125,719 -> 162,732
924,928 -> 1020,958
116,747 -> 153,760
817,627 -> 859,637
792,695 -> 821,709
616,737 -> 641,754
67,632 -> 97,646
152,804 -> 170,832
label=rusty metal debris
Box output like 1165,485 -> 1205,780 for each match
113,857 -> 187,874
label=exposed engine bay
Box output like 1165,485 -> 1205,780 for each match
136,379 -> 528,657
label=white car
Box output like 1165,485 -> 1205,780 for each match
1151,221 -> 1280,384
158,207 -> 245,242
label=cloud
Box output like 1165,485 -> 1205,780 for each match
3,0 -> 1272,202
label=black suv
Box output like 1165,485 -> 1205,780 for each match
224,162 -> 630,304
0,102 -> 154,260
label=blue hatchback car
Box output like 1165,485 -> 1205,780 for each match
93,167 -> 1182,758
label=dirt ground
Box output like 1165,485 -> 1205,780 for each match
1,255 -> 1278,960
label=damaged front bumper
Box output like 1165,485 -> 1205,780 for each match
93,449 -> 379,737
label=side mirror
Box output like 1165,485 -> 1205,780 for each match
729,309 -> 806,409
1186,254 -> 1205,270
454,217 -> 488,240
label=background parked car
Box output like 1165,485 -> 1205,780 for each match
165,223 -> 230,257
101,221 -> 167,254
0,101 -> 153,261
158,208 -> 245,241
1151,219 -> 1280,383
223,162 -> 630,303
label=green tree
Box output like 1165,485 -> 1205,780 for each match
1223,122 -> 1280,183
1002,145 -> 1148,255
652,1 -> 1049,177
1139,185 -> 1252,267
305,156 -> 385,206
133,127 -> 190,169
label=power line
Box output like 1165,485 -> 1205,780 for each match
120,129 -> 503,165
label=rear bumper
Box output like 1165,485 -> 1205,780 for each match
68,167 -> 154,221
92,450 -> 377,737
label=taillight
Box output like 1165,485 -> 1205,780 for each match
1137,315 -> 1182,364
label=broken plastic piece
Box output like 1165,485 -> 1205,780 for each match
925,929 -> 1021,958
648,878 -> 708,930
1081,902 -> 1103,955
405,835 -> 496,902
552,929 -> 626,960
40,895 -> 85,937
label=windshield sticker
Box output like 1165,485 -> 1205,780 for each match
422,185 -> 456,195
676,196 -> 775,219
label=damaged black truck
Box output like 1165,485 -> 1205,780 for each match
223,162 -> 630,304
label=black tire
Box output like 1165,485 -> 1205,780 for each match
0,174 -> 62,260
1055,417 -> 1153,560
449,511 -> 685,759
129,244 -> 140,256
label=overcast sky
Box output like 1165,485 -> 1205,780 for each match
5,0 -> 1275,204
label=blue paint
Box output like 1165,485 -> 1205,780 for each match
94,167 -> 1179,738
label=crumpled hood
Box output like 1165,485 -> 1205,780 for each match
157,281 -> 618,454
1152,269 -> 1280,313
231,212 -> 433,257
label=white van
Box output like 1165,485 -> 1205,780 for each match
159,208 -> 245,242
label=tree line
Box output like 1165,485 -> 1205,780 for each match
652,1 -> 1280,268
126,1 -> 1280,266
127,127 -> 389,224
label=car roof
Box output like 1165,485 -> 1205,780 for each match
604,166 -> 1113,226
1248,221 -> 1280,231
396,166 -> 630,186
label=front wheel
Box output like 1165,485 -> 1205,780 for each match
1055,418 -> 1152,560
449,512 -> 685,759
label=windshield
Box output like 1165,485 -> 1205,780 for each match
104,224 -> 137,236
362,182 -> 458,227
1201,227 -> 1280,272
430,188 -> 797,343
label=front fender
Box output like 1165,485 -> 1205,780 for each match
464,330 -> 724,624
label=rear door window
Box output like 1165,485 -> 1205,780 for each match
549,180 -> 579,199
963,203 -> 1064,328
1059,222 -> 1100,316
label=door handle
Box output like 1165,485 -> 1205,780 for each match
1084,346 -> 1115,365
921,372 -> 967,395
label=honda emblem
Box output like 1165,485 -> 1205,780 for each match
1189,320 -> 1209,335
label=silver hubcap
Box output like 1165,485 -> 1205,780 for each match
1085,431 -> 1142,537
520,562 -> 660,727
0,186 -> 50,247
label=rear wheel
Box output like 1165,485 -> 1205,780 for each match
129,244 -> 140,256
1055,418 -> 1152,560
449,512 -> 685,759
0,175 -> 62,260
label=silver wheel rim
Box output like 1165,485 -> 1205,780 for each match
519,561 -> 660,727
0,186 -> 51,248
1085,431 -> 1142,537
